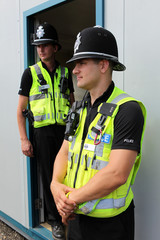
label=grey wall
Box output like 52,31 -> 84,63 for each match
105,0 -> 160,239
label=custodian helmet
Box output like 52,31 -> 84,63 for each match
67,26 -> 125,71
32,22 -> 61,50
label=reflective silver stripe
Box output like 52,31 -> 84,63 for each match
91,159 -> 108,170
80,197 -> 126,214
79,187 -> 131,214
70,136 -> 76,150
61,66 -> 66,77
68,151 -> 72,161
34,39 -> 55,43
39,84 -> 49,92
74,154 -> 78,164
74,51 -> 118,61
77,108 -> 82,114
95,142 -> 104,157
33,63 -> 42,75
68,152 -> 79,164
56,112 -> 63,120
29,94 -> 46,101
80,156 -> 108,170
111,93 -> 131,104
34,114 -> 47,122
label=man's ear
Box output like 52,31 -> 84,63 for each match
99,60 -> 110,73
53,45 -> 58,53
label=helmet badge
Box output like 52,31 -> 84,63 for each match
36,26 -> 45,39
74,32 -> 81,53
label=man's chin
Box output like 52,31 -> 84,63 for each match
77,83 -> 87,90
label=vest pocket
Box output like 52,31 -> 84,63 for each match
65,152 -> 78,187
31,93 -> 53,123
56,92 -> 70,124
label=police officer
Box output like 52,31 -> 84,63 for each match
17,22 -> 74,240
50,26 -> 146,240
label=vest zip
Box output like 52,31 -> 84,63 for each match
73,106 -> 92,188
52,75 -> 57,123
73,139 -> 85,188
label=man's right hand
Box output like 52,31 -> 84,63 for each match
21,139 -> 34,157
50,180 -> 76,217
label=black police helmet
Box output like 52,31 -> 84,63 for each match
32,22 -> 61,50
67,26 -> 125,71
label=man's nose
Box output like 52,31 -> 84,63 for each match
73,65 -> 78,75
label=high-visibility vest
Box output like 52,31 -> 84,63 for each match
64,86 -> 146,218
29,61 -> 71,128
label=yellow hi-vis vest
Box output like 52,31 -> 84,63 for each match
64,86 -> 146,218
29,61 -> 71,128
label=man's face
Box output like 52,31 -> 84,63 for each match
72,59 -> 101,91
36,43 -> 57,62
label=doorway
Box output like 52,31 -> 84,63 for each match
32,0 -> 96,100
24,0 -> 103,238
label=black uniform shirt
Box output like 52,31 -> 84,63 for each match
66,81 -> 144,153
18,61 -> 74,96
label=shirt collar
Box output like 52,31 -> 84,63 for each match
85,81 -> 115,108
41,60 -> 59,74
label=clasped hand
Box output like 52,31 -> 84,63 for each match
50,181 -> 77,225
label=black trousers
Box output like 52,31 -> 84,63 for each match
67,200 -> 135,240
33,124 -> 66,225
